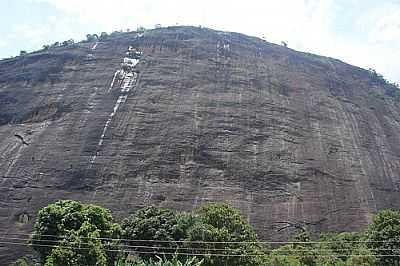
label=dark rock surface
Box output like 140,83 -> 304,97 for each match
1,26 -> 400,262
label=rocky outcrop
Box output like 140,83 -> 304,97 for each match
1,26 -> 400,263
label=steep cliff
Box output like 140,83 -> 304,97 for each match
1,26 -> 400,262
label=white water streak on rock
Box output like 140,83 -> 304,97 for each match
108,70 -> 120,93
90,62 -> 139,165
91,42 -> 99,50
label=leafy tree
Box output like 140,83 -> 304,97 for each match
344,247 -> 376,266
187,203 -> 264,266
315,232 -> 377,266
61,39 -> 74,46
267,231 -> 376,266
19,50 -> 27,56
267,231 -> 317,266
9,257 -> 29,266
100,32 -> 109,39
121,206 -> 188,260
44,222 -> 108,266
316,232 -> 362,264
366,209 -> 400,265
32,200 -> 121,266
117,255 -> 203,266
266,246 -> 302,266
86,34 -> 98,42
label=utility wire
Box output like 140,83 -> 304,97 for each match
3,236 -> 400,254
2,236 -> 400,253
2,232 -> 400,245
2,240 -> 400,258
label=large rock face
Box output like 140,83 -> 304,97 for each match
1,26 -> 400,262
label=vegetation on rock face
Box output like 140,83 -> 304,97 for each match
368,68 -> 400,101
86,34 -> 99,42
24,200 -> 400,265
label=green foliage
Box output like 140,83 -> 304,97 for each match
117,255 -> 203,266
317,232 -> 362,263
315,232 -> 376,266
267,232 -> 317,266
188,203 -> 263,266
61,39 -> 74,46
122,206 -> 187,260
86,34 -> 99,42
44,222 -> 107,266
267,231 -> 376,266
121,203 -> 264,265
122,206 -> 184,242
344,247 -> 376,266
384,84 -> 400,102
31,201 -> 400,266
9,257 -> 29,266
32,200 -> 121,265
368,68 -> 400,102
100,32 -> 109,39
366,209 -> 400,265
368,68 -> 386,85
267,246 -> 302,266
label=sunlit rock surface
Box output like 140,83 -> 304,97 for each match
1,26 -> 400,262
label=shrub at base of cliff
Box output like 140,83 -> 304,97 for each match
121,203 -> 265,266
366,209 -> 400,265
32,200 -> 121,266
266,231 -> 376,266
315,232 -> 372,265
187,203 -> 265,266
116,255 -> 203,266
44,222 -> 108,266
121,206 -> 188,260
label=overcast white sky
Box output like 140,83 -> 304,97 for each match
1,0 -> 399,83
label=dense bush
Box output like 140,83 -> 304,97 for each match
28,200 -> 400,266
117,255 -> 203,266
366,209 -> 400,265
368,68 -> 400,101
187,203 -> 264,266
32,200 -> 121,266
121,206 -> 188,259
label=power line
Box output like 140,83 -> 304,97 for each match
5,235 -> 400,251
2,240 -> 400,258
3,236 -> 400,254
2,232 -> 400,245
